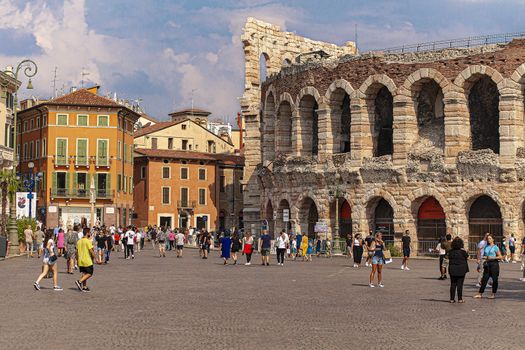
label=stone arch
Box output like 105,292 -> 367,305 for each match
275,99 -> 293,155
467,194 -> 503,246
454,65 -> 505,92
365,196 -> 395,242
412,196 -> 448,245
264,199 -> 275,235
278,92 -> 295,109
262,90 -> 276,162
296,87 -> 322,157
463,189 -> 507,221
358,74 -> 397,96
281,52 -> 295,67
510,64 -> 525,150
259,52 -> 272,84
298,196 -> 320,239
326,80 -> 355,154
275,197 -> 292,233
407,187 -> 452,224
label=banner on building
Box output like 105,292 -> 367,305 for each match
16,192 -> 37,219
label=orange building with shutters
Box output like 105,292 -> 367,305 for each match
17,87 -> 140,228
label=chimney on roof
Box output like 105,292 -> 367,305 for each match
70,86 -> 77,93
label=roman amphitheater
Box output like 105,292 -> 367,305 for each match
240,18 -> 525,252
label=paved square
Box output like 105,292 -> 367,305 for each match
0,247 -> 523,350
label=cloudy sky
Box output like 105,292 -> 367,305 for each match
1,0 -> 524,122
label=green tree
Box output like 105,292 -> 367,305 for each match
0,170 -> 20,237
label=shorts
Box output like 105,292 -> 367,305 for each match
368,251 -> 374,257
371,255 -> 384,265
509,246 -> 515,254
261,248 -> 270,256
79,265 -> 94,275
176,245 -> 183,250
439,255 -> 445,268
403,248 -> 411,257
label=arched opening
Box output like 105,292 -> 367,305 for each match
262,92 -> 276,162
259,53 -> 269,85
265,201 -> 275,236
373,198 -> 394,243
468,75 -> 500,153
340,200 -> 352,237
300,197 -> 318,239
276,101 -> 292,155
282,58 -> 292,67
329,88 -> 351,153
367,85 -> 393,157
298,95 -> 319,157
416,197 -> 446,251
277,199 -> 291,233
468,195 -> 503,249
415,80 -> 445,150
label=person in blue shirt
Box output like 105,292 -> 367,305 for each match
295,233 -> 302,260
258,231 -> 273,266
474,234 -> 503,299
219,232 -> 232,265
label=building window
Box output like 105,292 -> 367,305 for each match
123,142 -> 127,162
198,168 -> 206,180
220,175 -> 225,193
129,144 -> 133,164
56,138 -> 67,165
23,143 -> 28,160
77,114 -> 88,126
29,141 -> 34,159
117,141 -> 121,159
162,166 -> 170,179
151,138 -> 158,149
180,167 -> 188,180
207,140 -> 216,153
140,166 -> 146,179
29,119 -> 34,130
5,92 -> 14,110
97,139 -> 108,166
123,175 -> 127,193
162,187 -> 170,204
181,124 -> 187,130
42,138 -> 46,157
35,140 -> 40,158
23,121 -> 28,132
97,115 -> 109,127
4,124 -> 8,147
198,188 -> 206,205
57,114 -> 68,126
168,138 -> 173,149
76,139 -> 88,165
180,187 -> 188,207
182,140 -> 188,150
117,174 -> 122,191
43,115 -> 47,126
36,117 -> 40,128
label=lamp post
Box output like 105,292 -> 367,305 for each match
7,59 -> 37,255
22,161 -> 37,221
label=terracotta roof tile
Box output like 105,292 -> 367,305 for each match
134,148 -> 244,164
48,89 -> 121,107
139,113 -> 159,123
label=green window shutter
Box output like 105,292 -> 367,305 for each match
130,176 -> 133,194
65,172 -> 70,191
123,143 -> 127,162
73,173 -> 77,191
86,173 -> 91,191
94,174 -> 99,191
106,173 -> 111,192
97,140 -> 108,165
77,139 -> 87,165
52,172 -> 57,190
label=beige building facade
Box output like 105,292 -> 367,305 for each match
241,18 -> 525,253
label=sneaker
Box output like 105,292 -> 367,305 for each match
378,283 -> 384,288
33,282 -> 40,291
475,283 -> 481,288
246,262 -> 251,266
82,287 -> 91,293
365,262 -> 369,267
53,286 -> 63,291
131,255 -> 135,259
75,280 -> 83,291
266,263 -> 270,266
369,283 -> 375,288
404,267 -> 410,271
401,265 -> 405,270
519,278 -> 525,281
512,261 -> 517,264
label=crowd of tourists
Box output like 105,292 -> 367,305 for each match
26,222 -> 525,302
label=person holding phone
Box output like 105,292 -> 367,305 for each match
474,234 -> 502,299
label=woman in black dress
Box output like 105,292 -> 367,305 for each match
351,234 -> 364,268
448,237 -> 469,303
231,232 -> 242,265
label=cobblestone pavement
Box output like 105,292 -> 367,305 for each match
1,247 -> 524,350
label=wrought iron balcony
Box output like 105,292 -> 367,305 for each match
50,188 -> 69,197
75,155 -> 88,166
177,200 -> 196,209
71,188 -> 88,198
96,189 -> 114,199
96,155 -> 109,167
55,155 -> 67,166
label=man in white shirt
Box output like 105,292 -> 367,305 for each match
175,231 -> 185,258
125,227 -> 136,259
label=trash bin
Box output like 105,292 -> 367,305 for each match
0,235 -> 6,258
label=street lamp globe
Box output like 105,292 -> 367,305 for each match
28,161 -> 34,169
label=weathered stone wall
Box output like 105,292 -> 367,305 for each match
242,18 -> 525,250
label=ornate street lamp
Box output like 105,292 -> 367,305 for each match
6,59 -> 38,255
329,176 -> 344,254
